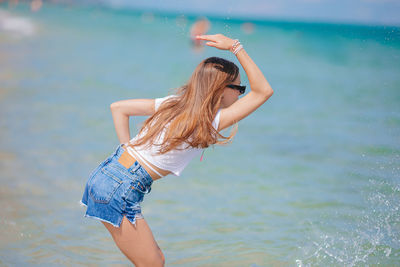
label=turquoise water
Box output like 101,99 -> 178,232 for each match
1,3 -> 399,266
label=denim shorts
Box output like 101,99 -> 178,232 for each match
80,144 -> 153,228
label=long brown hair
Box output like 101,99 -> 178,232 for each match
130,57 -> 239,154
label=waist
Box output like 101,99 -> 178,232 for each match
121,144 -> 170,181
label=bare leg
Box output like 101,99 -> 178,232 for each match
102,215 -> 165,267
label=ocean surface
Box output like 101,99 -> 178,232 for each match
0,2 -> 399,266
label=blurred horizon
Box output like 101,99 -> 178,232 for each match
89,0 -> 400,27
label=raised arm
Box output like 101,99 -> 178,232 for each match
110,99 -> 155,144
195,34 -> 274,131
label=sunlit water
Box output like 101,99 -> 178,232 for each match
0,3 -> 399,266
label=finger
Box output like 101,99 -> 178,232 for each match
205,42 -> 216,47
196,34 -> 217,41
195,35 -> 208,40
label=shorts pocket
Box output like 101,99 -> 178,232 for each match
88,164 -> 123,204
88,157 -> 111,181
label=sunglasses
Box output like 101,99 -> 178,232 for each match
227,84 -> 246,95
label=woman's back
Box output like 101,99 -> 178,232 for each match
126,95 -> 222,176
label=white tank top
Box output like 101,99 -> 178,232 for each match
126,95 -> 221,176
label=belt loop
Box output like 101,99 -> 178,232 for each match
111,143 -> 122,158
116,143 -> 122,152
128,161 -> 140,174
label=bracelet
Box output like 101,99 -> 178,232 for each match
230,39 -> 243,55
230,39 -> 239,52
233,44 -> 243,55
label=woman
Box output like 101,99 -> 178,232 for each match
80,33 -> 274,266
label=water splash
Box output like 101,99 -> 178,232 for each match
297,179 -> 400,266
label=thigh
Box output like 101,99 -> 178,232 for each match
102,216 -> 164,266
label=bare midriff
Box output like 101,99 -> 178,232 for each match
122,144 -> 171,181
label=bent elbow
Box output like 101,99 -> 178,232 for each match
110,102 -> 120,110
262,88 -> 274,101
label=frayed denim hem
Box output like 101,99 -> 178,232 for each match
79,200 -> 143,228
83,213 -> 123,228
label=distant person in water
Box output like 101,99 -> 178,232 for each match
80,33 -> 274,266
190,17 -> 210,50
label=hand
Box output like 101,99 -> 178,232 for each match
195,33 -> 235,51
